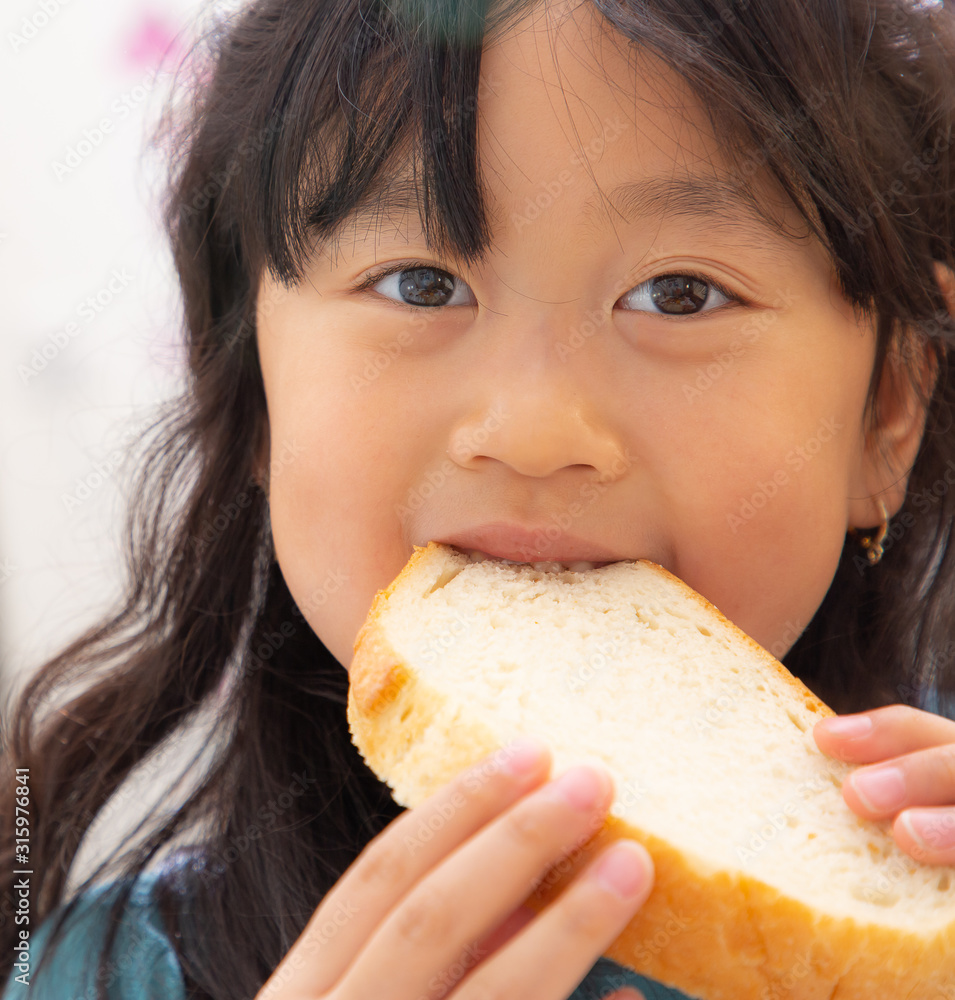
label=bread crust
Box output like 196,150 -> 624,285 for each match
347,543 -> 955,999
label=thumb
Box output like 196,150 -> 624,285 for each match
611,991 -> 646,1000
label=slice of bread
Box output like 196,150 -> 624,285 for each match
347,541 -> 955,999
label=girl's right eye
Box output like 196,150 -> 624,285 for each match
367,266 -> 477,307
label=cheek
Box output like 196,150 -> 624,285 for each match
261,365 -> 434,667
652,373 -> 867,652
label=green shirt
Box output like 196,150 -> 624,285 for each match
2,868 -> 697,999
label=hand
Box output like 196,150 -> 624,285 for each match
813,704 -> 955,865
255,738 -> 653,1000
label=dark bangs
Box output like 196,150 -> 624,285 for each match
200,0 -> 955,330
174,0 -> 955,716
5,3 -> 955,999
208,0 -> 509,287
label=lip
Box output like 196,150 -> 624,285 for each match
432,522 -> 623,565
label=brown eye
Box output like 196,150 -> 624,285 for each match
651,275 -> 711,314
398,268 -> 455,306
617,273 -> 733,315
368,266 -> 475,307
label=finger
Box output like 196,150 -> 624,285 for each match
262,737 -> 553,997
456,839 -> 654,1000
813,704 -> 955,764
332,762 -> 624,1000
842,743 -> 955,819
895,807 -> 955,866
471,902 -> 536,958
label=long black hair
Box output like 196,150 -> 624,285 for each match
2,0 -> 953,996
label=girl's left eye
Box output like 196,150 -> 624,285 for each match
616,273 -> 736,315
366,266 -> 476,307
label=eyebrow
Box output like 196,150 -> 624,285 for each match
581,174 -> 800,247
321,178 -> 427,251
322,172 -> 800,257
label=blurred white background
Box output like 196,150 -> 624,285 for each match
1,0 -> 228,886
0,0 -> 212,699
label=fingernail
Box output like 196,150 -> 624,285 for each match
900,810 -> 955,852
821,715 -> 872,738
500,736 -> 548,776
591,842 -> 649,899
852,767 -> 906,812
551,765 -> 609,811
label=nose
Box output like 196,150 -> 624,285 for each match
446,320 -> 629,481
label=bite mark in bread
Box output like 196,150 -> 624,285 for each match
347,542 -> 955,999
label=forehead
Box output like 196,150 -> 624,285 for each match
478,2 -> 803,233
322,0 -> 807,260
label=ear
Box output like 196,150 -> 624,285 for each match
848,263 -> 951,529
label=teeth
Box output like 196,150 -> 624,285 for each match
466,550 -> 598,572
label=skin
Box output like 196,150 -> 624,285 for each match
257,739 -> 654,999
252,12 -> 955,998
257,7 -> 931,664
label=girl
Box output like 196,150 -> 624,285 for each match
2,0 -> 955,997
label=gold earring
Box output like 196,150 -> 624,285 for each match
852,498 -> 890,565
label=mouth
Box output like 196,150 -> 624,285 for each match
452,546 -> 615,573
433,523 -> 626,570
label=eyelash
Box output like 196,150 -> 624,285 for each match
351,261 -> 747,312
630,270 -> 744,312
352,262 -> 439,296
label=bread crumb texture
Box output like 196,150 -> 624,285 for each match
347,542 -> 955,999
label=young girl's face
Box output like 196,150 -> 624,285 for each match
255,1 -> 921,669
